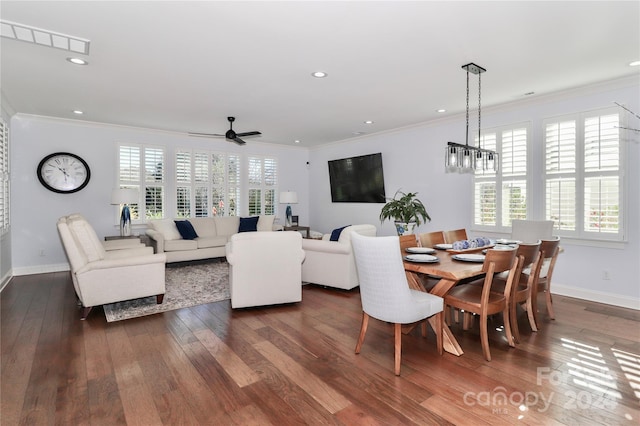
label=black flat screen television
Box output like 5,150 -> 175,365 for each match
328,153 -> 386,203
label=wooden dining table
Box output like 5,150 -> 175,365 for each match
403,250 -> 486,356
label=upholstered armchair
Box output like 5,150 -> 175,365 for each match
301,224 -> 377,290
57,214 -> 166,320
225,231 -> 306,308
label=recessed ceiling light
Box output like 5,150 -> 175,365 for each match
437,109 -> 446,113
294,140 -> 300,144
630,60 -> 640,67
311,71 -> 327,78
67,57 -> 88,65
352,131 -> 365,135
364,120 -> 374,124
72,110 -> 83,115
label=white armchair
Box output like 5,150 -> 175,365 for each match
57,214 -> 166,320
226,231 -> 305,308
301,224 -> 377,290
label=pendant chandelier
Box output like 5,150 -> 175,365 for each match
445,62 -> 498,173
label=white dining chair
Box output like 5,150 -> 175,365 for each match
511,220 -> 554,243
351,233 -> 444,375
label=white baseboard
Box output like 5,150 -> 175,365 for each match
0,269 -> 13,292
553,282 -> 640,311
12,263 -> 70,276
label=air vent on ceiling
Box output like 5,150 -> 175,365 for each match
0,20 -> 90,55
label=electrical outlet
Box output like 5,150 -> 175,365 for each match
602,270 -> 610,280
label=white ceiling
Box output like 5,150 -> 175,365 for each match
2,1 -> 639,147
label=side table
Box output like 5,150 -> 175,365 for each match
283,225 -> 310,239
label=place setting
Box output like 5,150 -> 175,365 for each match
403,253 -> 440,263
451,253 -> 486,263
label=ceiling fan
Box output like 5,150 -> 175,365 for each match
188,117 -> 261,145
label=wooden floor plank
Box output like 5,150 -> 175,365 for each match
1,273 -> 639,425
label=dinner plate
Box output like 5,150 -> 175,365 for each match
406,247 -> 436,254
452,254 -> 486,263
495,238 -> 521,245
434,243 -> 453,250
482,245 -> 514,254
404,254 -> 439,263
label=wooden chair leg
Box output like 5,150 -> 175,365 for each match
503,307 -> 515,348
421,321 -> 427,338
394,323 -> 402,376
545,289 -> 555,320
355,312 -> 369,354
462,311 -> 473,330
510,300 -> 521,344
480,313 -> 491,361
526,295 -> 538,332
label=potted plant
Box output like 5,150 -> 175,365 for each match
379,190 -> 431,235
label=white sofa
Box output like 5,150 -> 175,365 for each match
57,214 -> 166,320
301,224 -> 377,290
226,231 -> 306,308
146,215 -> 278,263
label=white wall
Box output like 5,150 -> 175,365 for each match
10,116 -> 309,274
308,77 -> 640,309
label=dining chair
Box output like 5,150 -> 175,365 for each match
443,228 -> 468,244
398,234 -> 418,253
528,237 -> 561,324
351,233 -> 444,375
417,231 -> 446,248
487,241 -> 542,343
444,247 -> 522,361
511,219 -> 554,243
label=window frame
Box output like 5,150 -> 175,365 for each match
247,155 -> 278,216
0,118 -> 9,235
117,143 -> 166,223
473,122 -> 531,234
543,107 -> 625,242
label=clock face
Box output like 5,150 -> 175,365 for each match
37,152 -> 91,193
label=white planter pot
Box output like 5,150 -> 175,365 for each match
394,221 -> 416,236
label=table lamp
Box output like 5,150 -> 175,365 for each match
111,188 -> 139,236
279,191 -> 298,227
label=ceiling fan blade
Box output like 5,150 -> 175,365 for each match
188,132 -> 224,138
231,137 -> 246,145
235,131 -> 261,137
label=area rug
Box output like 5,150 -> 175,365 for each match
103,260 -> 230,322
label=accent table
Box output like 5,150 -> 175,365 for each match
283,225 -> 310,239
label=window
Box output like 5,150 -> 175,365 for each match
117,144 -> 165,220
473,124 -> 529,232
175,150 -> 241,217
544,108 -> 623,240
0,119 -> 8,234
247,156 -> 277,216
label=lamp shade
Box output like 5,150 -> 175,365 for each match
279,191 -> 298,204
111,188 -> 139,205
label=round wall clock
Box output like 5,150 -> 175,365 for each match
37,152 -> 91,193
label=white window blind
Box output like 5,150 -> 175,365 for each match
247,156 -> 277,216
176,150 -> 240,217
118,144 -> 165,220
544,108 -> 622,240
473,125 -> 529,231
0,119 -> 9,234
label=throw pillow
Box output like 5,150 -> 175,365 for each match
330,225 -> 351,241
174,220 -> 199,240
149,219 -> 182,240
238,216 -> 259,233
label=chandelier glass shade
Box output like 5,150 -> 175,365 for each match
445,63 -> 498,173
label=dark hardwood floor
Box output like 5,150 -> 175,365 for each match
2,271 -> 639,425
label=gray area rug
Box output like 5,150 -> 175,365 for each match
103,260 -> 230,322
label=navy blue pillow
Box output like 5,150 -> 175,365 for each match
239,216 -> 259,233
330,225 -> 351,241
174,220 -> 198,240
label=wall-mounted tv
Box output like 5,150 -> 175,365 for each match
328,153 -> 386,203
